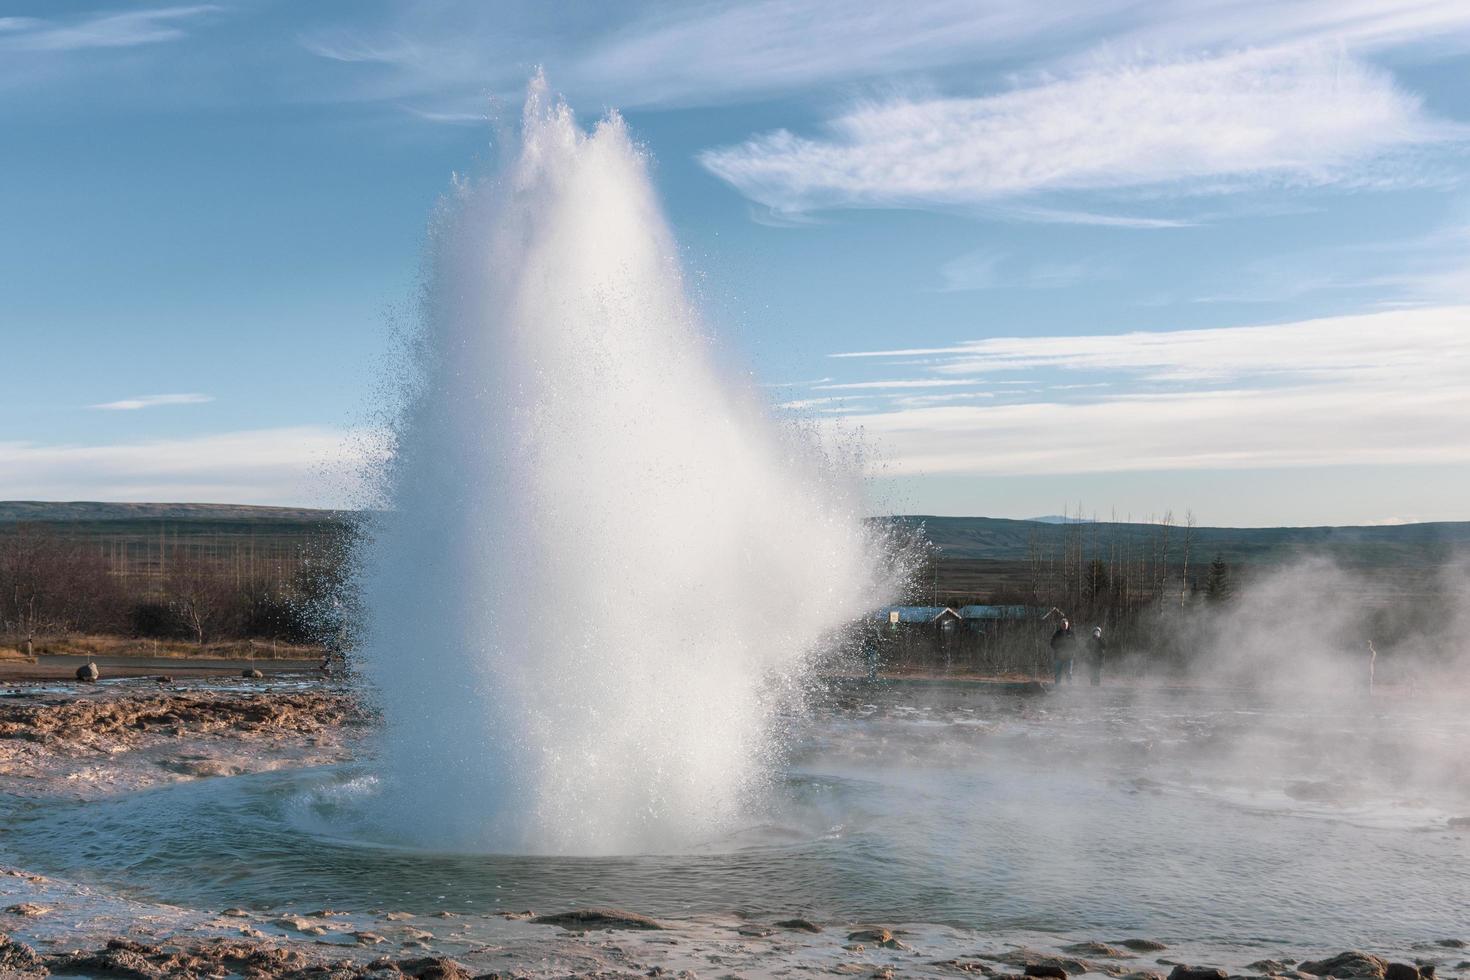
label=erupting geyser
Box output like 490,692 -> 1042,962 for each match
359,77 -> 898,855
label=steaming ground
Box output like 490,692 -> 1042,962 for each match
3,676 -> 1470,978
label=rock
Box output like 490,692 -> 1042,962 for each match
1121,973 -> 1166,980
529,908 -> 665,930
242,668 -> 264,679
737,925 -> 774,937
1385,964 -> 1421,980
156,675 -> 173,684
929,959 -> 993,974
76,662 -> 100,682
1168,967 -> 1229,980
353,931 -> 387,945
1067,943 -> 1133,958
50,942 -> 157,979
0,689 -> 367,747
775,918 -> 822,933
848,928 -> 894,943
1437,941 -> 1466,949
275,916 -> 327,935
1121,942 -> 1170,953
4,903 -> 48,917
1248,961 -> 1293,974
384,911 -> 415,921
1026,966 -> 1069,980
0,932 -> 45,977
1298,953 -> 1390,979
220,907 -> 250,917
396,956 -> 472,979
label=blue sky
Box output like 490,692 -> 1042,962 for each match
4,0 -> 1470,525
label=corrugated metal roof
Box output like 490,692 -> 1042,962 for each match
872,606 -> 960,623
957,604 -> 1032,620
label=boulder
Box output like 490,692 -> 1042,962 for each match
395,956 -> 472,980
1298,953 -> 1390,979
241,668 -> 264,679
1168,967 -> 1228,980
0,932 -> 45,977
1385,965 -> 1421,980
76,662 -> 100,682
1066,943 -> 1133,958
775,918 -> 823,933
529,908 -> 665,930
848,928 -> 894,944
1121,941 -> 1170,953
1026,966 -> 1069,980
3,903 -> 47,917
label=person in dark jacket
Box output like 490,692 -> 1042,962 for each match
1086,626 -> 1107,686
1050,618 -> 1077,684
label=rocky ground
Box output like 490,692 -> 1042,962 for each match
0,683 -> 368,794
1,905 -> 1465,980
2,684 -> 1467,978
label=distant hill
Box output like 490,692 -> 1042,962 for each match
3,501 -> 1465,570
899,515 -> 1470,567
0,501 -> 339,524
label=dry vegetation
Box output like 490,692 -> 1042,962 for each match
0,518 -> 356,658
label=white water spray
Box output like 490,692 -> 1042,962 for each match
359,78 -> 899,855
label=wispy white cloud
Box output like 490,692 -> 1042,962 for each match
90,393 -> 214,412
940,250 -> 1117,292
0,6 -> 218,53
296,0 -> 1470,117
759,376 -> 834,388
820,306 -> 1470,476
916,306 -> 1470,384
569,1 -> 1121,108
0,426 -> 379,507
701,46 -> 1464,215
812,379 -> 981,391
1193,220 -> 1470,305
1107,0 -> 1470,60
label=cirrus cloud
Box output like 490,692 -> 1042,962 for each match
700,46 -> 1464,215
820,305 -> 1470,477
90,393 -> 215,411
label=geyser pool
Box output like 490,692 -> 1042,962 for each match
356,78 -> 899,855
4,682 -> 1469,952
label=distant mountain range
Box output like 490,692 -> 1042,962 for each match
893,515 -> 1470,566
3,501 -> 1467,566
0,501 -> 341,523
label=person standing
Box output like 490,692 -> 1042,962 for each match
1050,618 -> 1077,685
1087,626 -> 1107,687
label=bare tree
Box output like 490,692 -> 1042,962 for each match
0,524 -> 124,636
164,545 -> 233,645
